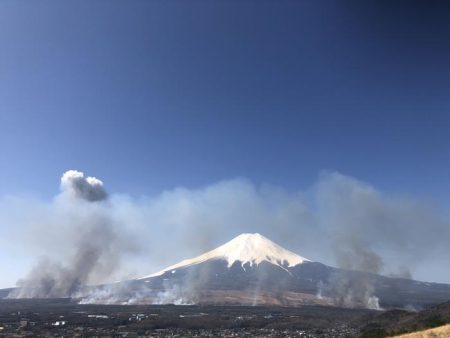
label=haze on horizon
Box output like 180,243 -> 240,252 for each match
1,1 -> 450,289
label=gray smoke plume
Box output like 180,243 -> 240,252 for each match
328,242 -> 383,309
313,172 -> 450,309
8,170 -> 133,298
60,170 -> 108,202
2,170 -> 450,308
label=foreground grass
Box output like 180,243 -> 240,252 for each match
392,323 -> 450,337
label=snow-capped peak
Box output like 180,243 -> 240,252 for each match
139,233 -> 310,279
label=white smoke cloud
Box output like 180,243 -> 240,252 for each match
315,172 -> 449,275
1,169 -> 450,295
60,170 -> 107,202
6,170 -> 135,298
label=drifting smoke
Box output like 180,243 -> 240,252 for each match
2,170 -> 450,308
328,244 -> 383,309
60,170 -> 108,202
8,170 -> 135,298
78,281 -> 195,306
314,172 -> 449,309
328,225 -> 384,309
153,282 -> 194,305
78,281 -> 156,305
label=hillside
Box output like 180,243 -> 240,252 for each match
360,301 -> 450,337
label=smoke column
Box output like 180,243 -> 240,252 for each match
9,170 -> 132,298
2,170 -> 450,308
60,170 -> 108,202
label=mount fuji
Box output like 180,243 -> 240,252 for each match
140,233 -> 310,279
85,233 -> 450,309
6,233 -> 450,309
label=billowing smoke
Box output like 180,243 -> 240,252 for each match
60,170 -> 108,202
327,244 -> 383,309
314,172 -> 449,309
1,170 -> 450,308
8,170 -> 135,298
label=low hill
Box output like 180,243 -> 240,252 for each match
360,301 -> 450,337
391,324 -> 450,338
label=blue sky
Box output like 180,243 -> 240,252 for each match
1,0 -> 450,200
1,1 -> 450,288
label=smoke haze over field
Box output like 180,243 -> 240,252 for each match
7,170 -> 135,298
1,170 -> 450,295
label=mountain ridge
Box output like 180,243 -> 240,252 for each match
138,233 -> 310,279
4,233 -> 450,309
129,233 -> 450,309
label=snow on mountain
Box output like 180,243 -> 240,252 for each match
138,233 -> 310,279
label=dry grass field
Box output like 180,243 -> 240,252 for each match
392,324 -> 450,338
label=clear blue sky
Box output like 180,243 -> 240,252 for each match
1,0 -> 450,201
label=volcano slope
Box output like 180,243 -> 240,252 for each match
71,233 -> 450,309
